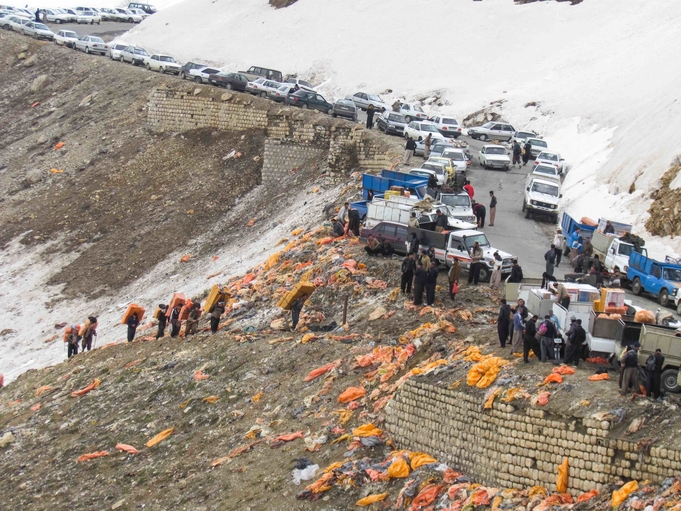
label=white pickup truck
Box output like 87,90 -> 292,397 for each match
406,227 -> 514,282
364,195 -> 476,231
591,221 -> 647,274
438,192 -> 477,224
523,177 -> 561,222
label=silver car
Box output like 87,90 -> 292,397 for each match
468,121 -> 516,142
55,29 -> 79,47
268,84 -> 295,103
22,21 -> 54,40
74,35 -> 107,54
246,77 -> 282,97
376,111 -> 407,135
330,99 -> 358,121
108,43 -> 128,60
344,91 -> 386,112
120,46 -> 149,65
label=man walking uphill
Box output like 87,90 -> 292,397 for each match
290,293 -> 308,331
127,312 -> 139,343
209,300 -> 225,335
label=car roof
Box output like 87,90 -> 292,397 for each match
482,144 -> 506,149
537,151 -> 558,157
455,229 -> 485,236
529,177 -> 560,186
528,138 -> 546,143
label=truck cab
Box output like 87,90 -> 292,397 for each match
523,178 -> 561,222
628,252 -> 681,308
602,237 -> 646,273
438,192 -> 476,224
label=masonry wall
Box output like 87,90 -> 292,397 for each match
147,87 -> 396,178
262,139 -> 325,186
386,379 -> 681,495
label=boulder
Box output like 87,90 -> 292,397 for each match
30,74 -> 49,92
25,169 -> 43,185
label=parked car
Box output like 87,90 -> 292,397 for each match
404,121 -> 445,142
478,144 -> 511,170
408,168 -> 438,182
441,149 -> 468,174
420,161 -> 446,186
523,177 -> 562,222
128,2 -> 157,14
22,21 -> 54,40
128,8 -> 150,19
526,137 -> 549,158
425,157 -> 455,180
114,7 -> 142,22
330,99 -> 358,121
399,103 -> 427,123
61,8 -> 79,22
187,66 -> 221,84
1,15 -> 27,31
97,7 -> 120,21
146,54 -> 181,74
179,62 -> 209,80
467,121 -> 516,142
246,77 -> 282,97
344,92 -> 386,112
415,136 -> 453,156
512,129 -> 538,146
376,111 -> 407,135
269,83 -> 295,103
74,35 -> 107,54
528,163 -> 561,183
285,90 -> 333,113
430,115 -> 462,138
107,42 -> 128,59
41,8 -> 70,23
238,65 -> 283,83
535,151 -> 565,173
76,11 -> 101,24
120,45 -> 149,65
208,72 -> 249,91
55,29 -> 79,47
285,77 -> 314,90
360,222 -> 409,255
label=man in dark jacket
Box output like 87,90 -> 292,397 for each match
413,263 -> 427,305
512,141 -> 522,167
347,208 -> 360,236
366,104 -> 375,129
507,259 -> 523,283
428,173 -> 438,192
489,191 -> 497,226
435,209 -> 448,233
648,348 -> 665,400
156,304 -> 168,339
67,326 -> 80,358
523,315 -> 540,363
620,346 -> 640,395
170,305 -> 182,338
404,137 -> 416,164
522,141 -> 532,166
127,312 -> 139,343
564,319 -> 586,366
332,219 -> 345,237
408,233 -> 420,255
497,299 -> 511,348
209,301 -> 225,335
539,316 -> 557,362
290,293 -> 307,331
544,244 -> 556,276
381,239 -> 394,257
425,261 -> 439,306
401,253 -> 415,294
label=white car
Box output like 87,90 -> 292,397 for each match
468,121 -> 516,142
74,35 -> 107,54
114,8 -> 142,22
76,11 -> 101,24
107,43 -> 128,59
478,144 -> 511,171
120,46 -> 149,65
527,163 -> 561,184
344,92 -> 386,112
55,29 -> 79,47
404,121 -> 445,142
512,129 -> 538,146
399,103 -> 427,123
22,21 -> 54,40
245,77 -> 282,96
535,151 -> 565,173
98,7 -> 122,21
523,178 -> 561,222
146,54 -> 181,74
41,8 -> 70,23
268,83 -> 295,102
525,137 -> 549,158
430,115 -> 462,138
421,161 -> 447,186
0,15 -> 26,31
128,8 -> 149,19
60,8 -> 79,22
187,66 -> 221,84
284,77 -> 314,91
440,148 -> 468,173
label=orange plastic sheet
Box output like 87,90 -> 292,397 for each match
116,443 -> 139,455
556,457 -> 569,493
612,480 -> 638,507
338,386 -> 366,403
76,451 -> 109,462
411,484 -> 441,508
586,357 -> 608,364
410,452 -> 437,470
542,373 -> 563,385
35,385 -> 52,397
532,392 -> 551,406
193,370 -> 210,380
305,360 -> 341,382
146,428 -> 174,447
71,378 -> 101,397
272,431 -> 304,443
553,365 -> 575,375
388,458 -> 410,478
356,492 -> 388,506
352,423 -> 383,438
467,357 -> 507,388
484,387 -> 502,409
589,373 -> 610,381
577,489 -> 599,503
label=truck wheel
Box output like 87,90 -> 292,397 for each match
632,277 -> 643,295
659,288 -> 670,307
524,207 -> 531,219
677,300 -> 681,316
521,201 -> 526,212
661,368 -> 680,393
478,266 -> 491,283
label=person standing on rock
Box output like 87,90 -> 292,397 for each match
522,141 -> 532,166
490,251 -> 503,290
209,301 -> 225,335
404,137 -> 416,164
156,304 -> 168,339
366,104 -> 375,129
497,299 -> 511,348
553,229 -> 564,267
127,312 -> 139,343
423,133 -> 432,160
489,191 -> 497,226
511,308 -> 525,355
448,257 -> 461,300
169,304 -> 182,338
425,260 -> 439,306
401,253 -> 416,295
67,325 -> 80,358
468,241 -> 483,285
512,141 -> 522,167
544,244 -> 556,276
413,262 -> 427,305
290,293 -> 307,331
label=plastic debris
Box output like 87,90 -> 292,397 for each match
612,480 -> 639,507
410,452 -> 437,469
589,373 -> 610,381
305,360 -> 341,382
193,370 -> 210,380
116,443 -> 139,455
71,378 -> 101,397
338,386 -> 366,403
556,457 -> 569,493
352,423 -> 383,438
553,365 -> 575,375
146,428 -> 174,448
292,464 -> 319,485
356,492 -> 388,506
54,141 -> 65,150
542,373 -> 563,385
76,451 -> 109,462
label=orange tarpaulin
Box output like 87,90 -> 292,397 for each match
116,443 -> 139,455
352,423 -> 382,438
556,457 -> 569,493
193,370 -> 210,380
76,451 -> 109,462
577,490 -> 599,503
71,378 -> 101,397
146,428 -> 174,448
411,484 -> 441,508
532,392 -> 551,406
542,373 -> 563,385
35,385 -> 52,397
410,453 -> 437,470
586,357 -> 608,364
553,365 -> 575,375
338,386 -> 366,403
272,431 -> 304,443
356,492 -> 388,506
612,480 -> 638,507
304,360 -> 341,381
388,458 -> 410,478
589,373 -> 610,381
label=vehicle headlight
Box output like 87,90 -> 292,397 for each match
624,265 -> 628,272
674,288 -> 678,296
530,200 -> 537,205
388,124 -> 395,128
550,205 -> 557,209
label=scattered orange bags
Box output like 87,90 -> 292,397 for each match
467,357 -> 506,389
146,428 -> 174,448
272,431 -> 303,443
305,472 -> 334,494
116,443 -> 139,455
76,451 -> 109,462
304,360 -> 341,382
411,484 -> 441,508
35,385 -> 52,397
589,373 -> 610,381
352,423 -> 382,438
71,378 -> 101,398
179,254 -> 193,263
577,489 -> 599,503
556,457 -> 569,493
553,365 -> 575,375
54,141 -> 65,150
356,492 -> 388,506
388,458 -> 410,478
316,237 -> 334,245
338,386 -> 366,403
586,357 -> 608,364
543,373 -> 563,385
612,480 -> 638,507
410,452 -> 437,470
202,396 -> 219,403
532,392 -> 551,406
193,370 -> 210,380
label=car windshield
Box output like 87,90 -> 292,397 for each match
422,164 -> 442,172
337,100 -> 353,107
34,23 -> 48,29
442,118 -> 458,125
388,114 -> 405,122
664,269 -> 681,281
482,122 -> 495,128
531,182 -> 559,196
443,151 -> 464,161
82,11 -> 93,15
532,139 -> 548,147
486,147 -> 506,155
413,105 -> 424,112
414,185 -> 427,198
367,94 -> 382,101
420,124 -> 438,132
133,48 -> 147,54
539,152 -> 558,161
65,31 -> 77,37
535,166 -> 556,175
114,44 -> 126,49
617,244 -> 634,257
410,171 -> 430,178
89,36 -> 103,42
440,195 -> 471,208
160,56 -> 175,62
464,234 -> 490,250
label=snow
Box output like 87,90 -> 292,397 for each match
120,0 -> 681,258
13,0 -> 183,10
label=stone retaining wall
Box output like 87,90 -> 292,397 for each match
386,379 -> 681,495
262,139 -> 325,186
147,87 -> 397,179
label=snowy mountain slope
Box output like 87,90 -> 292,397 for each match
123,0 -> 681,256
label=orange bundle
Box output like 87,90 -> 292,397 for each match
76,451 -> 109,462
337,386 -> 366,403
146,428 -> 174,447
553,365 -> 575,375
71,378 -> 101,398
304,360 -> 341,381
411,484 -> 441,508
542,373 -> 563,385
577,489 -> 599,503
271,431 -> 303,443
116,443 -> 139,455
589,373 -> 610,381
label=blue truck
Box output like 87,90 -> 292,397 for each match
628,252 -> 681,310
561,213 -> 596,246
350,170 -> 429,219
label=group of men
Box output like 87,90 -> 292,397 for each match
334,202 -> 361,237
64,317 -> 99,358
399,249 -> 444,306
619,343 -> 665,401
